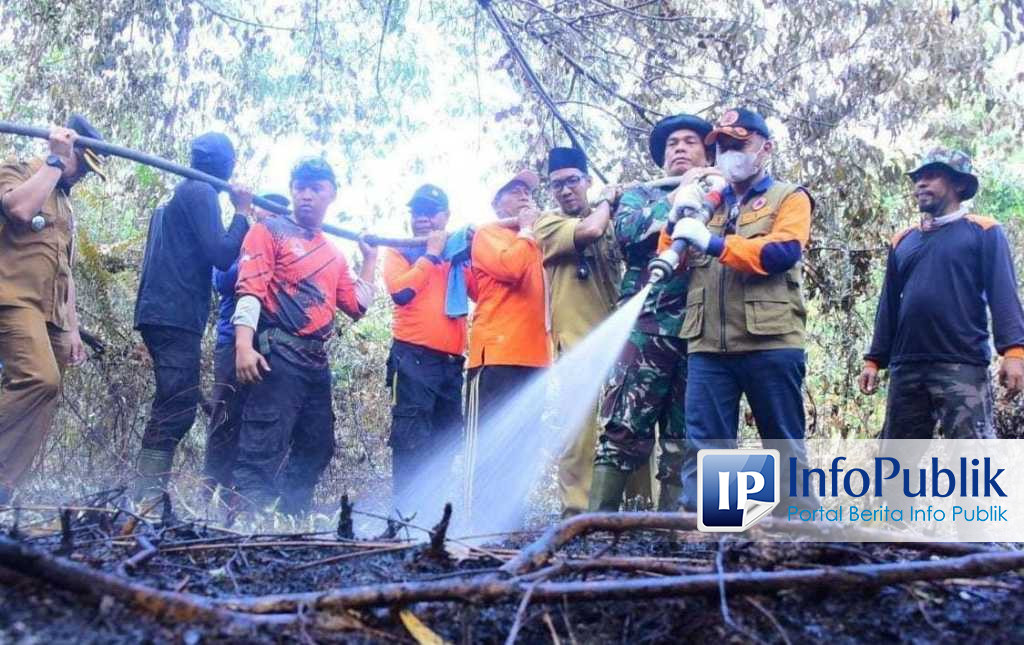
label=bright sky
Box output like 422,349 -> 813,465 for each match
234,11 -> 534,245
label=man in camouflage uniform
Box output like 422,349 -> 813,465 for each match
590,113 -> 715,512
859,148 -> 1024,437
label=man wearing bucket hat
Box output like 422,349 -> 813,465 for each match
589,113 -> 716,513
666,107 -> 814,513
0,114 -> 107,503
463,169 -> 550,527
859,147 -> 1024,437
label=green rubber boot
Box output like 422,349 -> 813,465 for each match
133,448 -> 174,502
587,465 -> 630,512
657,483 -> 684,512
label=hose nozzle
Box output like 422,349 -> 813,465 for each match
647,247 -> 681,285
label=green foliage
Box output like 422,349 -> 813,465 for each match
2,0 -> 1023,504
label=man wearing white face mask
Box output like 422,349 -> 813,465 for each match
660,107 -> 814,512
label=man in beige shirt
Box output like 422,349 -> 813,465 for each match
534,146 -> 652,516
0,114 -> 107,503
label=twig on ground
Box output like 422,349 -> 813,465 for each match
425,503 -> 453,561
0,535 -> 291,631
292,544 -> 418,571
337,494 -> 354,540
118,534 -> 159,577
58,509 -> 74,555
217,549 -> 1024,614
505,566 -> 560,645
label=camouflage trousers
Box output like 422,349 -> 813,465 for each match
881,362 -> 995,439
595,329 -> 687,482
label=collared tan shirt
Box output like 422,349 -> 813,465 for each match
0,158 -> 76,330
535,208 -> 622,352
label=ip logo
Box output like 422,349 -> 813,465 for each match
697,449 -> 779,532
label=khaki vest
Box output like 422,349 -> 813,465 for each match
681,181 -> 807,353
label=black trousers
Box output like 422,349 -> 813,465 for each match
139,325 -> 202,453
387,340 -> 464,511
232,348 -> 335,514
204,342 -> 245,488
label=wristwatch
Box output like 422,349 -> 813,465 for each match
45,155 -> 66,172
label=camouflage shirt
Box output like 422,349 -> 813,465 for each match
614,183 -> 690,337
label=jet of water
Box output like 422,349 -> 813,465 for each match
389,285 -> 653,539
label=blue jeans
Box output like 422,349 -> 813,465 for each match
680,349 -> 807,511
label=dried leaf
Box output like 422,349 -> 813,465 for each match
399,609 -> 448,645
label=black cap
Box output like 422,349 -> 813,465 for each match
290,156 -> 337,187
547,147 -> 588,174
649,114 -> 713,167
66,113 -> 107,180
408,184 -> 449,212
705,107 -> 772,145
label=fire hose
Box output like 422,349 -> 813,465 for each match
646,174 -> 727,285
1,121 -> 689,246
0,121 -> 427,248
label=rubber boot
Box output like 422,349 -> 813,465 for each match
657,483 -> 684,512
587,465 -> 629,512
133,448 -> 174,502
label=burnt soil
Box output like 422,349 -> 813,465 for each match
1,506 -> 1022,645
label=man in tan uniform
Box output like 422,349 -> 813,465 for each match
535,146 -> 652,516
0,115 -> 107,503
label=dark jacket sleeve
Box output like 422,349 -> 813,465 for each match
982,225 -> 1024,354
864,247 -> 900,369
183,181 -> 249,271
213,261 -> 240,297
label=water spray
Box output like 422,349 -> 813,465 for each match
647,174 -> 727,285
382,284 -> 654,539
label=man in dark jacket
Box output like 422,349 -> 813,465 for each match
132,132 -> 252,499
859,148 -> 1024,437
204,193 -> 287,495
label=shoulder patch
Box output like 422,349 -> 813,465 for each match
890,226 -> 917,248
965,214 -> 1000,231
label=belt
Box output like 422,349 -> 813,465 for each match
257,327 -> 325,356
393,339 -> 463,364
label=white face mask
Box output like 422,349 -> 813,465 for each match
717,142 -> 764,183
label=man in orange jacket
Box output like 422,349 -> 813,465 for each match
464,169 -> 551,526
381,184 -> 473,511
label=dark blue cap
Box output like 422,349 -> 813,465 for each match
408,184 -> 449,211
547,147 -> 588,174
705,107 -> 772,145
